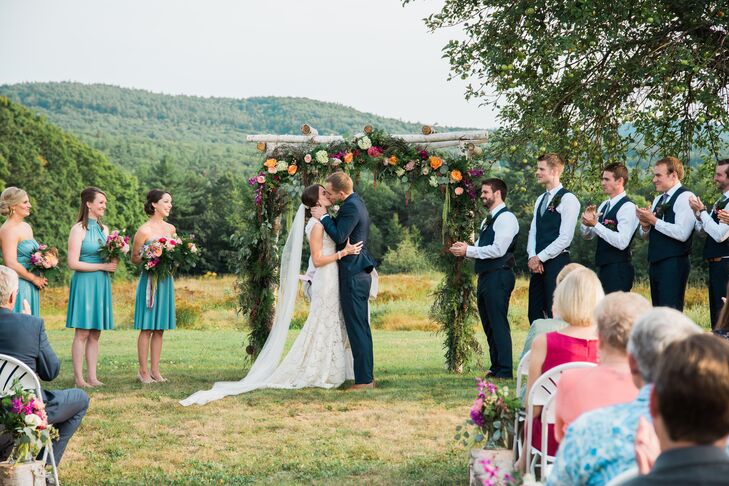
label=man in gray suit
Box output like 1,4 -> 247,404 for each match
0,265 -> 89,466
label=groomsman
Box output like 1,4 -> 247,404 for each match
450,178 -> 519,378
527,153 -> 580,323
637,157 -> 695,311
580,163 -> 639,293
689,158 -> 729,327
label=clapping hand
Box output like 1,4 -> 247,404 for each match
21,299 -> 31,315
718,209 -> 729,225
688,195 -> 705,214
634,416 -> 660,475
581,205 -> 598,227
636,206 -> 656,228
310,206 -> 326,219
449,242 -> 468,257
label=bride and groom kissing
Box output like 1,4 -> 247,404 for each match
181,172 -> 375,406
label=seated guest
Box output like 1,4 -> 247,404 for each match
518,263 -> 585,361
523,268 -> 604,458
546,308 -> 701,486
555,292 -> 651,442
0,265 -> 89,465
623,334 -> 729,485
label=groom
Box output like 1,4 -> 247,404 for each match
311,172 -> 376,389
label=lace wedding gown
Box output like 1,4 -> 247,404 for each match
180,217 -> 353,406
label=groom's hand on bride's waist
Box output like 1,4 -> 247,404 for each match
311,206 -> 327,219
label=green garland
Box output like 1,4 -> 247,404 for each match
238,127 -> 486,372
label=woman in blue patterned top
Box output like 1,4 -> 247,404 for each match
66,187 -> 118,387
0,187 -> 48,315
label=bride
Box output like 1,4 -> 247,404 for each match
180,184 -> 362,405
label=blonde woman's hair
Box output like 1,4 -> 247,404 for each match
0,265 -> 19,305
555,262 -> 586,286
595,292 -> 652,352
0,187 -> 28,217
553,268 -> 605,327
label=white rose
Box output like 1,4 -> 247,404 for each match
395,168 -> 405,177
276,160 -> 288,172
25,413 -> 42,428
357,136 -> 372,150
315,150 -> 329,164
429,175 -> 439,187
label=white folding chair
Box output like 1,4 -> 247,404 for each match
0,354 -> 59,486
524,361 -> 596,478
539,393 -> 558,476
512,350 -> 531,460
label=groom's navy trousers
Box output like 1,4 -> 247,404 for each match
320,192 -> 376,384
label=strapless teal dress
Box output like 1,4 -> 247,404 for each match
66,220 -> 114,330
14,239 -> 41,316
134,240 -> 176,330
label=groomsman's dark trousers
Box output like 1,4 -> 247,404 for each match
598,262 -> 634,294
708,258 -> 729,328
649,255 -> 690,311
527,253 -> 570,324
477,268 -> 515,378
339,270 -> 373,384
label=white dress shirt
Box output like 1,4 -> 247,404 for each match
639,182 -> 695,242
580,192 -> 639,250
466,203 -> 520,260
696,189 -> 729,246
527,184 -> 581,261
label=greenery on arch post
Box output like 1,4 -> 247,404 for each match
235,128 -> 487,372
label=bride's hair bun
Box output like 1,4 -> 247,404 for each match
0,187 -> 28,217
301,184 -> 322,219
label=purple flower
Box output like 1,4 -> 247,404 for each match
418,150 -> 429,160
11,398 -> 22,414
470,398 -> 485,426
467,169 -> 485,177
486,382 -> 498,394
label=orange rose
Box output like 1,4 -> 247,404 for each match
429,156 -> 443,170
288,165 -> 298,175
388,155 -> 398,166
344,152 -> 354,164
264,158 -> 277,168
450,169 -> 462,182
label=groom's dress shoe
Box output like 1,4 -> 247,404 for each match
351,382 -> 375,390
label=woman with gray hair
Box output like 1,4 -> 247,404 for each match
0,187 -> 47,315
554,292 -> 652,442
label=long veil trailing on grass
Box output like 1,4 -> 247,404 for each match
179,204 -> 305,406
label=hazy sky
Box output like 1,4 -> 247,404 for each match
0,0 -> 499,129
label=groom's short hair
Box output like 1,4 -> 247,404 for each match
482,178 -> 508,201
326,172 -> 353,193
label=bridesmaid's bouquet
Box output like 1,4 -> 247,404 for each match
140,234 -> 200,307
29,243 -> 59,275
99,230 -> 130,261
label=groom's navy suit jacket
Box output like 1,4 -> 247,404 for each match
321,192 -> 375,276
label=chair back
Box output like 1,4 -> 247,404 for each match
0,354 -> 41,396
525,361 -> 597,476
516,350 -> 531,404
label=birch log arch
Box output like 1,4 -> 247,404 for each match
237,124 -> 490,373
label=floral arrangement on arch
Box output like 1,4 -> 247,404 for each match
0,380 -> 59,463
455,378 -> 520,449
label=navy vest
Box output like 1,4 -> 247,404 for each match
535,187 -> 570,254
703,202 -> 729,259
595,196 -> 634,266
648,186 -> 693,263
474,207 -> 519,275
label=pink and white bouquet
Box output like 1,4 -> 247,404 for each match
0,381 -> 59,462
29,243 -> 59,275
99,230 -> 130,261
139,234 -> 200,307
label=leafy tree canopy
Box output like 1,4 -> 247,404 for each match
408,0 -> 729,172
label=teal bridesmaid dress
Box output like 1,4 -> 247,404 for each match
134,242 -> 176,331
66,219 -> 114,330
14,239 -> 41,316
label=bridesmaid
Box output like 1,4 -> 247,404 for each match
0,187 -> 47,315
132,189 -> 176,384
66,187 -> 117,387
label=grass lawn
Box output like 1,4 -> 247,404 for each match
36,274 -> 708,484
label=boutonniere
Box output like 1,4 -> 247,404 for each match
713,197 -> 729,213
485,213 -> 493,227
602,219 -> 618,231
547,193 -> 563,212
654,201 -> 668,220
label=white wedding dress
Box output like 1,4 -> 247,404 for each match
180,206 -> 353,406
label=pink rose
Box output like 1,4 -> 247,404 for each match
454,187 -> 464,196
304,154 -> 312,163
367,146 -> 383,158
404,160 -> 416,171
256,175 -> 266,184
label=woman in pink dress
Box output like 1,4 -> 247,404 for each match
554,292 -> 652,442
523,268 -> 604,458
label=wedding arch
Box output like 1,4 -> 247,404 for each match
237,124 -> 491,372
